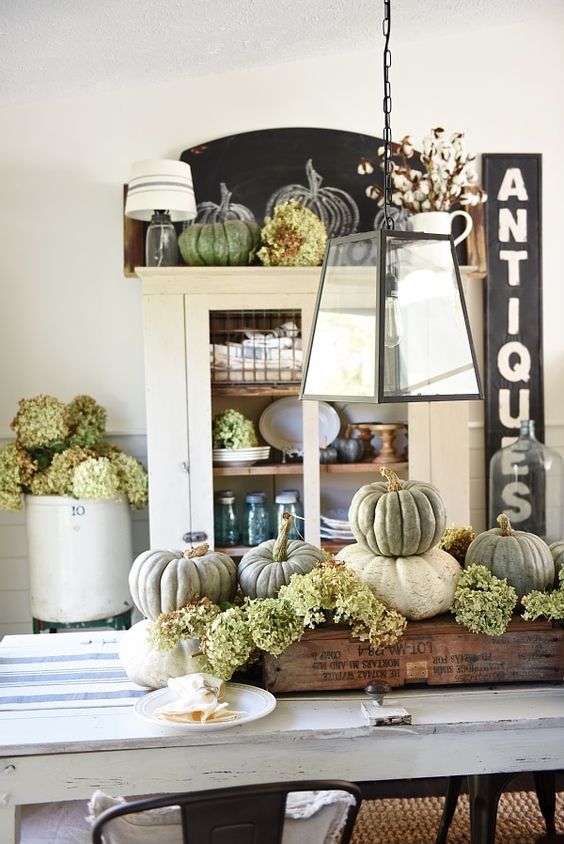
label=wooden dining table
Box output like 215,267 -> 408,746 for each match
0,630 -> 563,844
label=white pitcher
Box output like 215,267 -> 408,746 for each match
407,210 -> 473,246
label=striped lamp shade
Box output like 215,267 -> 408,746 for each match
125,159 -> 197,222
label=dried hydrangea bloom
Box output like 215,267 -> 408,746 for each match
452,564 -> 517,636
0,443 -> 25,511
202,607 -> 254,680
108,451 -> 148,509
245,597 -> 303,656
72,456 -> 121,500
65,395 -> 107,448
29,447 -> 95,497
257,200 -> 327,267
11,395 -> 68,449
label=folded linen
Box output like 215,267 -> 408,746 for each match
153,673 -> 243,724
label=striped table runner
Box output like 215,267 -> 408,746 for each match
0,632 -> 148,710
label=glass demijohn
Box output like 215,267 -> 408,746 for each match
488,419 -> 564,542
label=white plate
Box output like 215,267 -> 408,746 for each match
320,528 -> 355,539
321,509 -> 351,530
212,447 -> 270,467
259,398 -> 340,452
134,682 -> 276,731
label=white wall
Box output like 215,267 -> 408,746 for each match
0,10 -> 563,633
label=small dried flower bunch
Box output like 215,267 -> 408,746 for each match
257,200 -> 327,267
361,127 -> 487,215
0,394 -> 148,511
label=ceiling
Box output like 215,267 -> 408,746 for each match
0,0 -> 558,108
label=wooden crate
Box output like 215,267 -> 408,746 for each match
262,615 -> 564,693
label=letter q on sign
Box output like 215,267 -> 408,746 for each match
497,341 -> 531,383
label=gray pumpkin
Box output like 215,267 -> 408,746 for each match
548,540 -> 564,583
238,512 -> 325,599
348,467 -> 446,557
129,544 -> 237,619
332,436 -> 364,463
465,514 -> 555,600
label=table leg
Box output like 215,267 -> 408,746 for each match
533,770 -> 557,836
0,802 -> 20,844
467,772 -> 515,844
435,775 -> 463,844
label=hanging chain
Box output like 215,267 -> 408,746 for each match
382,0 -> 394,230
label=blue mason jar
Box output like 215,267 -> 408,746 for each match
242,491 -> 270,546
213,490 -> 239,547
272,489 -> 303,540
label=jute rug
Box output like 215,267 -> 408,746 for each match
351,790 -> 564,844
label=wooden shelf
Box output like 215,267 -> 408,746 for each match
213,460 -> 408,477
211,384 -> 300,397
216,539 -> 350,557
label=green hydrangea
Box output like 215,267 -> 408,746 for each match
147,599 -> 221,651
201,607 -> 254,680
439,525 -> 475,560
452,564 -> 517,636
0,394 -> 148,510
257,200 -> 327,267
108,451 -> 148,509
278,559 -> 407,649
11,395 -> 68,449
522,569 -> 564,621
0,443 -> 27,510
65,395 -> 107,448
72,456 -> 121,500
212,409 -> 258,449
244,597 -> 304,656
29,447 -> 94,497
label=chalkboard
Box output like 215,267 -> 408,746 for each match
180,127 -> 409,236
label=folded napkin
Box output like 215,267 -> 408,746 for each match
154,673 -> 243,724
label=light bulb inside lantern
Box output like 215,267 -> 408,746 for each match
384,272 -> 403,348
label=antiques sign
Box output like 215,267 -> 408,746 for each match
482,154 -> 543,519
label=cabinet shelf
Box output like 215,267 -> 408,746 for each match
216,539 -> 350,557
213,460 -> 408,477
211,384 -> 300,398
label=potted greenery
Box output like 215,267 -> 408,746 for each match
0,394 -> 148,627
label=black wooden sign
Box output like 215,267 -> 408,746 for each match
482,153 -> 543,525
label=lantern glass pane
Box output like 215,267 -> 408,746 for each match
382,233 -> 481,400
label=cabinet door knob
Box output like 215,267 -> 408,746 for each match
183,531 -> 208,543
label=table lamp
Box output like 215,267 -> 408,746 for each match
125,159 -> 197,267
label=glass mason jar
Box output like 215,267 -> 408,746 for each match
242,491 -> 270,546
488,419 -> 563,542
272,489 -> 303,540
213,490 -> 239,547
145,212 -> 178,267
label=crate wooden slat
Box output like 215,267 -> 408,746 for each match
262,615 -> 564,693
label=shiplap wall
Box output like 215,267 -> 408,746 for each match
0,435 -> 149,636
2,425 -> 564,637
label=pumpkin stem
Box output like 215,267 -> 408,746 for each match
496,513 -> 513,536
272,512 -> 293,562
380,466 -> 403,492
183,543 -> 209,559
218,182 -> 233,215
305,159 -> 324,196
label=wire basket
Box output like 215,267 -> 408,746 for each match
210,309 -> 303,387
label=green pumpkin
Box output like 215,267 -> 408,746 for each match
238,512 -> 325,599
348,467 -> 447,557
548,541 -> 564,582
465,514 -> 555,600
129,544 -> 237,620
338,543 -> 462,621
178,220 -> 260,266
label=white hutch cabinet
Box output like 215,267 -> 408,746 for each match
139,267 -> 476,550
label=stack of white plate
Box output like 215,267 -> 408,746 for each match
212,446 -> 270,467
320,508 -> 355,542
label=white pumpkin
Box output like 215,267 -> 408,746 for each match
119,620 -> 205,690
337,543 -> 462,621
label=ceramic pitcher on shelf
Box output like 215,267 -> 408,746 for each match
407,209 -> 473,247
